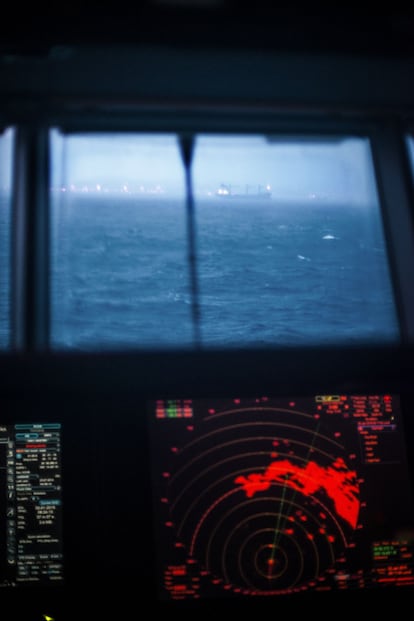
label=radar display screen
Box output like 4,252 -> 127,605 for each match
147,395 -> 414,600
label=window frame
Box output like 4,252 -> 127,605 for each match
6,113 -> 414,352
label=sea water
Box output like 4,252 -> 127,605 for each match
0,194 -> 400,350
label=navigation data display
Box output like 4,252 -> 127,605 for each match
0,423 -> 64,586
147,395 -> 414,600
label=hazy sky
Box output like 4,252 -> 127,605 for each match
0,128 -> 13,191
0,128 -> 381,206
51,131 -> 377,204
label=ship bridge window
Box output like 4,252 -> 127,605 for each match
0,127 -> 13,350
50,129 -> 400,351
406,135 -> 414,175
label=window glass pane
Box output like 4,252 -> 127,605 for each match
192,134 -> 400,346
0,128 -> 13,349
50,131 -> 400,351
50,131 -> 193,350
407,135 -> 414,169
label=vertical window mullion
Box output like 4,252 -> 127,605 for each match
370,122 -> 414,344
11,125 -> 50,351
179,134 -> 202,349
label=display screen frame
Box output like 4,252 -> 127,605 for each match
147,392 -> 414,603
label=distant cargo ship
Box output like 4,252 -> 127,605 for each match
215,183 -> 272,199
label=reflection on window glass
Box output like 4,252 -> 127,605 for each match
50,130 -> 400,350
0,128 -> 13,349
